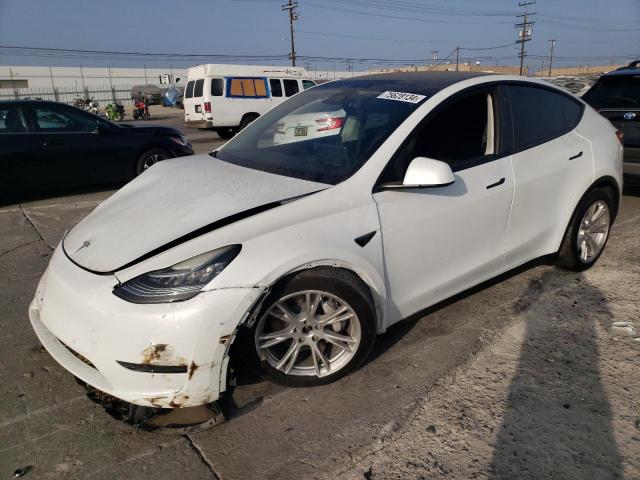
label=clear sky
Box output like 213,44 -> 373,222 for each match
0,0 -> 638,71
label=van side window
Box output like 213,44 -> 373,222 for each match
185,80 -> 195,99
269,79 -> 283,97
302,80 -> 316,90
211,78 -> 223,96
227,78 -> 269,98
193,79 -> 204,98
283,79 -> 299,97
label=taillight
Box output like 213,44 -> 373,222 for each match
316,117 -> 344,132
204,102 -> 211,113
615,130 -> 624,145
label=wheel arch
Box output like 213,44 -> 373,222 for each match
556,175 -> 621,254
240,112 -> 260,125
241,261 -> 386,334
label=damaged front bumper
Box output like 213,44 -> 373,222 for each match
29,247 -> 264,408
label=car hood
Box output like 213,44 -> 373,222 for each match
63,155 -> 327,273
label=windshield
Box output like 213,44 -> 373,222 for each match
215,80 -> 428,185
583,75 -> 640,108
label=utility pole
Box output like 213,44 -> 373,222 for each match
455,46 -> 460,71
515,1 -> 535,76
548,39 -> 556,77
281,0 -> 299,67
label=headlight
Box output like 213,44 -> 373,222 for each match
170,134 -> 191,148
113,245 -> 241,303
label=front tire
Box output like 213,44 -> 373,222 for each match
557,187 -> 614,271
215,127 -> 236,140
136,148 -> 170,175
251,268 -> 376,387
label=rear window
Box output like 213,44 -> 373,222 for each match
211,78 -> 224,96
0,105 -> 27,133
227,78 -> 269,98
185,80 -> 195,99
508,85 -> 583,152
583,75 -> 640,108
269,79 -> 283,97
283,79 -> 300,97
302,80 -> 316,90
193,79 -> 204,98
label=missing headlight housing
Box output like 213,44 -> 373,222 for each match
113,245 -> 241,304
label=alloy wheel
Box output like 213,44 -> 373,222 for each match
577,200 -> 610,263
255,290 -> 361,377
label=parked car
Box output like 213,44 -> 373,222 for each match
29,72 -> 622,410
0,100 -> 193,201
582,63 -> 639,181
183,64 -> 316,139
130,84 -> 164,105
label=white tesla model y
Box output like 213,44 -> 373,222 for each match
30,72 -> 623,408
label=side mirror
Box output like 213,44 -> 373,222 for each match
401,157 -> 455,188
94,122 -> 110,134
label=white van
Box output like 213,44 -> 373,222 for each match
183,64 -> 316,138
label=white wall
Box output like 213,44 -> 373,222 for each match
0,66 -> 188,89
0,65 -> 369,89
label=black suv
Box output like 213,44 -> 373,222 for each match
583,61 -> 640,181
0,100 -> 193,202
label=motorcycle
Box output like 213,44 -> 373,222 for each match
105,102 -> 125,122
132,99 -> 150,120
87,99 -> 100,115
73,96 -> 92,110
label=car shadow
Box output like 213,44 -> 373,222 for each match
488,274 -> 622,479
622,181 -> 640,198
0,184 -> 123,207
367,254 -> 557,365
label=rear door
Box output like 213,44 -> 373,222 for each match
183,79 -> 196,124
502,84 -> 591,271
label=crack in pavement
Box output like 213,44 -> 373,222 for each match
0,239 -> 40,259
185,434 -> 220,479
18,204 -> 54,251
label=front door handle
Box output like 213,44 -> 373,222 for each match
41,140 -> 64,149
569,151 -> 583,161
486,177 -> 505,189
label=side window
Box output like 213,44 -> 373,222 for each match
227,78 -> 269,98
0,106 -> 27,133
193,79 -> 204,98
269,79 -> 283,97
211,78 -> 224,96
508,85 -> 582,152
31,106 -> 97,133
185,80 -> 195,99
379,90 -> 495,184
302,80 -> 316,90
283,79 -> 299,97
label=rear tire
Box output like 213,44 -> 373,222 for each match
238,113 -> 259,132
557,187 -> 614,271
136,148 -> 170,176
250,268 -> 377,388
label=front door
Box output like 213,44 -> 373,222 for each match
373,87 -> 514,323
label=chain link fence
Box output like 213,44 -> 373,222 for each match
0,84 -> 135,106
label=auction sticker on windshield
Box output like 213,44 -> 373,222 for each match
377,91 -> 426,104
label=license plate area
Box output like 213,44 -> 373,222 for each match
195,105 -> 202,113
294,126 -> 308,137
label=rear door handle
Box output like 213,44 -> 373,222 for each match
569,151 -> 583,160
486,177 -> 505,189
